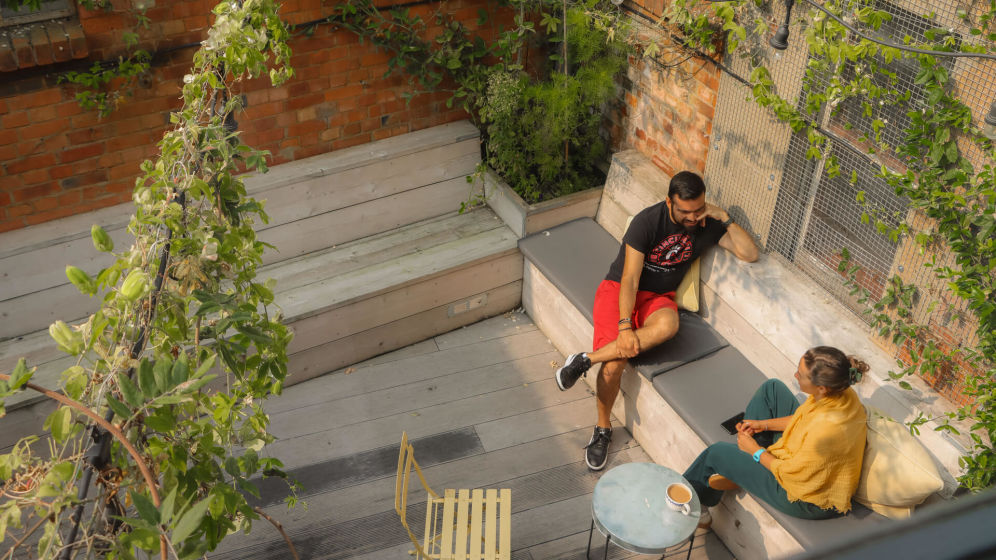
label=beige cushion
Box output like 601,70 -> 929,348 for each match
854,406 -> 944,519
623,215 -> 700,312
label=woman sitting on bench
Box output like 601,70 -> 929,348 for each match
684,346 -> 868,523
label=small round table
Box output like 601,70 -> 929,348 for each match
587,462 -> 701,560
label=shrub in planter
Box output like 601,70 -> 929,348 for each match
480,5 -> 628,203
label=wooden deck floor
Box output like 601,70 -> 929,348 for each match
210,311 -> 735,560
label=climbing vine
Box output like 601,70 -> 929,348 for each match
644,0 -> 996,490
0,1 -> 297,558
3,0 -> 154,117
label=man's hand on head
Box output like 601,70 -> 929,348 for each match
694,202 -> 730,227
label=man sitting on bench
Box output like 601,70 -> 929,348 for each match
554,171 -> 758,470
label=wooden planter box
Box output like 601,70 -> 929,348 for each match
482,169 -> 602,238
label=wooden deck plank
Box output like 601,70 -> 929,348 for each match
473,396 -> 600,452
433,312 -> 537,351
271,351 -> 560,441
261,365 -> 592,469
213,427 -> 636,555
242,120 -> 478,194
0,121 -> 478,263
0,136 -> 479,306
211,444 -> 648,560
267,326 -> 554,414
255,142 -> 479,229
257,176 -> 479,263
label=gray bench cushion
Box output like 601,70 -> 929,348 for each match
651,346 -> 769,446
652,346 -> 887,548
518,218 -> 727,378
518,218 -> 618,322
630,313 -> 728,379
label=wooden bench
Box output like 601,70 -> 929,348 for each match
516,150 -> 962,559
0,121 -> 522,411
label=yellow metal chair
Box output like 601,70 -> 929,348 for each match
395,432 -> 512,560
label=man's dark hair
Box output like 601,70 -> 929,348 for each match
668,171 -> 706,201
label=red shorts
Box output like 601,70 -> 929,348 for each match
592,280 -> 677,351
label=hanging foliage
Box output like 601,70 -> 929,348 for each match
0,1 -> 298,558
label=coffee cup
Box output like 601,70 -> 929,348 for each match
665,482 -> 692,515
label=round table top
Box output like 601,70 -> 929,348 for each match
591,462 -> 701,554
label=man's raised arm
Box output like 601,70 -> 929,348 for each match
698,202 -> 758,262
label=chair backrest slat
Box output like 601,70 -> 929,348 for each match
484,488 -> 498,560
455,489 -> 471,560
469,489 -> 484,560
499,488 -> 512,560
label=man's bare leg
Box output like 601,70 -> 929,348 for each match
588,307 -> 680,365
596,359 -> 626,428
594,307 -> 680,426
580,308 -> 681,470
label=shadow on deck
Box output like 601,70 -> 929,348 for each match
208,312 -> 735,560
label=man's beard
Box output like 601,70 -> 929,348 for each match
671,208 -> 699,233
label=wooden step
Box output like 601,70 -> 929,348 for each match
0,121 -> 481,340
1,208 -> 519,410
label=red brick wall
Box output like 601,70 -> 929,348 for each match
606,4 -> 720,179
1,0 -> 506,233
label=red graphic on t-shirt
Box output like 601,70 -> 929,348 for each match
649,234 -> 693,266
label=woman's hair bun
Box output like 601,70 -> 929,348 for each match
847,356 -> 869,384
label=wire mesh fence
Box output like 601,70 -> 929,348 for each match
704,0 -> 994,362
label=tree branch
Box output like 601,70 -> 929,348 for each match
253,507 -> 300,560
0,374 -> 168,560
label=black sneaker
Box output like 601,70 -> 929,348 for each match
584,426 -> 612,471
555,352 -> 591,391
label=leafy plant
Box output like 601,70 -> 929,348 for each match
0,1 -> 299,558
60,51 -> 152,118
328,0 -> 629,203
481,3 -> 628,202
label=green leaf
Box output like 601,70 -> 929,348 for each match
235,325 -> 271,345
178,375 -> 215,394
44,407 -> 72,442
61,365 -> 86,400
144,411 -> 175,433
160,487 -> 178,525
944,141 -> 958,163
126,527 -> 159,550
118,373 -> 144,408
171,497 -> 212,544
171,358 -> 190,387
106,395 -> 132,421
9,358 -> 33,391
138,359 -> 158,398
193,354 -> 216,379
131,490 -> 161,524
154,358 -> 173,393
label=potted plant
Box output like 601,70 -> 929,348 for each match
328,0 -> 629,235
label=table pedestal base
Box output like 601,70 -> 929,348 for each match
585,519 -> 696,560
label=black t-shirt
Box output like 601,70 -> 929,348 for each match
605,202 -> 728,294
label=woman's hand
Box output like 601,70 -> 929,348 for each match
736,429 -> 762,455
736,419 -> 768,436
